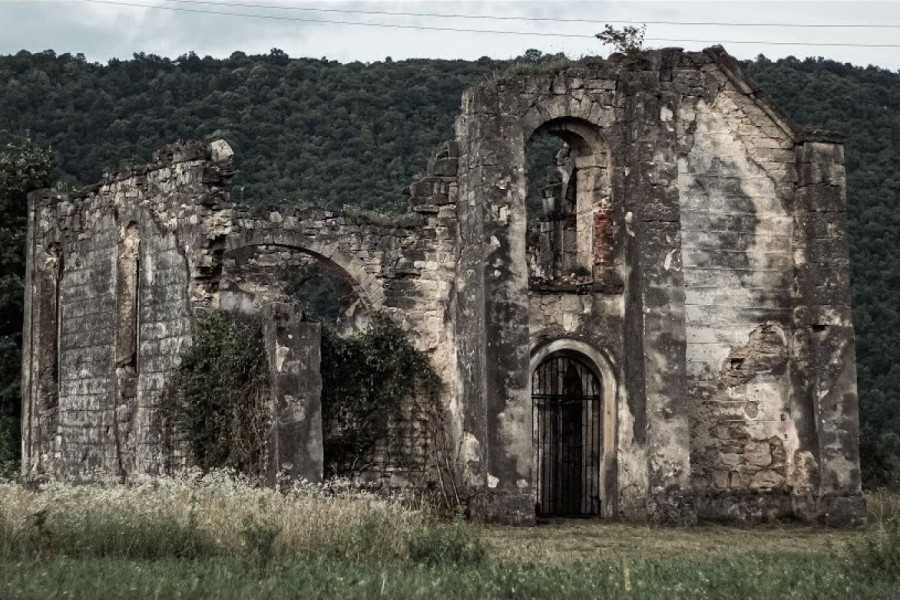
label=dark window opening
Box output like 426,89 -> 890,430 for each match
526,134 -> 580,282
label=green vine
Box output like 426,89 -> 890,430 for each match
164,309 -> 269,476
166,305 -> 446,489
320,313 -> 441,476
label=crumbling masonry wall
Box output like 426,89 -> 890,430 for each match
450,46 -> 862,525
22,142 -> 232,476
22,46 -> 863,526
22,140 -> 457,483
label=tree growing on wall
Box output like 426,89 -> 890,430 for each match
595,24 -> 647,58
0,135 -> 54,472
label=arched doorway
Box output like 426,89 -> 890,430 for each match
532,351 -> 603,517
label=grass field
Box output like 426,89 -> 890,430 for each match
1,475 -> 898,599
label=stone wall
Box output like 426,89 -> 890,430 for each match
22,138 -> 458,485
675,55 -> 799,521
450,47 -> 861,525
22,141 -> 233,477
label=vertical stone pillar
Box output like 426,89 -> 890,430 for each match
792,140 -> 864,526
636,218 -> 695,525
624,76 -> 696,525
21,191 -> 62,476
261,303 -> 323,484
456,89 -> 535,524
20,191 -> 39,475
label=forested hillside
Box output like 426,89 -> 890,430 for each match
0,50 -> 504,210
0,49 -> 898,486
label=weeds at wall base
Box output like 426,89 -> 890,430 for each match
0,471 -> 486,567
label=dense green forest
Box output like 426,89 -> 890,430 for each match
0,48 -> 898,487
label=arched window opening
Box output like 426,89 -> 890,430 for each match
31,243 -> 63,472
525,119 -> 612,285
114,223 -> 140,476
116,223 -> 140,373
532,351 -> 602,517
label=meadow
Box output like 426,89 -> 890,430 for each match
1,473 -> 898,599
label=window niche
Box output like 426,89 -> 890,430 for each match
116,223 -> 140,375
31,242 -> 63,471
525,119 -> 612,287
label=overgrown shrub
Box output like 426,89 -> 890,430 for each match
165,310 -> 269,475
0,411 -> 18,477
595,24 -> 647,59
320,314 -> 441,475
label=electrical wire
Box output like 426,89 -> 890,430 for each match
86,0 -> 900,29
77,0 -> 900,48
81,0 -> 598,38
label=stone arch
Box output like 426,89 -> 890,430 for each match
224,229 -> 386,311
530,338 -> 618,518
526,116 -> 609,156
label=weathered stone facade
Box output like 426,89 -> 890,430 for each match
21,47 -> 863,526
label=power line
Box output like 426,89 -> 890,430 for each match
81,0 -> 597,38
648,38 -> 900,48
79,0 -> 900,48
93,0 -> 900,29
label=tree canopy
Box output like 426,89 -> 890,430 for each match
0,136 -> 54,469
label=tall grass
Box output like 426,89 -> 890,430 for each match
865,488 -> 900,524
2,480 -> 900,598
845,490 -> 900,583
0,470 -> 484,565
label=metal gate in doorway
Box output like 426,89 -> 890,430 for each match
532,353 -> 602,517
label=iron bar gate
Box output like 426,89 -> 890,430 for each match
532,353 -> 602,517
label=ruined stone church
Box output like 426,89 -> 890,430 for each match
21,47 -> 864,526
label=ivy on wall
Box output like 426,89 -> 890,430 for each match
164,309 -> 269,476
166,306 -> 443,486
319,314 -> 441,476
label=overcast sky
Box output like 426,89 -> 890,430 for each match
0,0 -> 898,70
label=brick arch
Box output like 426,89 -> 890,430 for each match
225,228 -> 386,310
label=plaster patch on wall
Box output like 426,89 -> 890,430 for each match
498,402 -> 533,479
